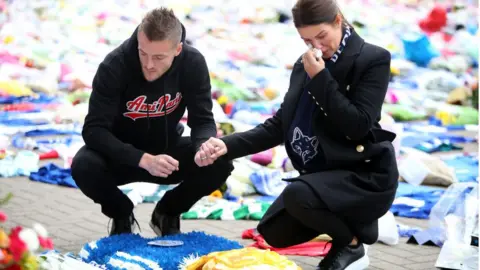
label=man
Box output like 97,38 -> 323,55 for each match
71,8 -> 233,236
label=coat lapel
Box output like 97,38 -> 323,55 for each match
328,30 -> 364,95
282,63 -> 306,133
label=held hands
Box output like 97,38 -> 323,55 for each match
302,48 -> 325,78
194,137 -> 228,167
139,153 -> 179,178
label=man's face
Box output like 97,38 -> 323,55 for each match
137,30 -> 182,82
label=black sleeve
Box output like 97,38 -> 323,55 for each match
220,105 -> 284,160
305,49 -> 391,140
184,53 -> 217,151
82,60 -> 145,166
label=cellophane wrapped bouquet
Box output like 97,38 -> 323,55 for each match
0,193 -> 105,270
0,193 -> 54,270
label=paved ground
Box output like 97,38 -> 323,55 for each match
1,175 -> 441,270
1,131 -> 476,269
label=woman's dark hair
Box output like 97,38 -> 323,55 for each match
292,0 -> 349,28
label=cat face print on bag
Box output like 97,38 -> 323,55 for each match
291,127 -> 319,164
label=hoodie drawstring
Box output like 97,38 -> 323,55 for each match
162,79 -> 169,153
145,80 -> 169,153
147,105 -> 150,131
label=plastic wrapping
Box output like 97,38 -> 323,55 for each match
428,183 -> 477,237
431,183 -> 479,269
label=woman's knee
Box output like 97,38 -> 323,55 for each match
360,233 -> 378,245
282,181 -> 316,213
256,223 -> 292,248
258,184 -> 314,249
351,220 -> 379,245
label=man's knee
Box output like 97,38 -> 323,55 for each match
71,146 -> 107,185
209,157 -> 234,179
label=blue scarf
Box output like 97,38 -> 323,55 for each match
306,26 -> 352,81
287,26 -> 353,172
330,26 -> 352,63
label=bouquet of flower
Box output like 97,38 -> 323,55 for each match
0,193 -> 54,270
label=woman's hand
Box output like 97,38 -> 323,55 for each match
194,137 -> 228,167
302,49 -> 325,78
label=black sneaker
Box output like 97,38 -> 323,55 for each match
318,242 -> 369,270
317,241 -> 341,269
149,211 -> 181,237
108,213 -> 140,236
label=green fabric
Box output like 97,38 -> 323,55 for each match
382,104 -> 427,121
119,184 -> 175,204
181,197 -> 271,221
211,78 -> 256,101
450,106 -> 478,125
119,184 -> 272,221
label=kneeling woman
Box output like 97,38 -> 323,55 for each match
197,0 -> 399,269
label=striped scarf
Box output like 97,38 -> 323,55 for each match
330,26 -> 352,63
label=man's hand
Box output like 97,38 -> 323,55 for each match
195,137 -> 228,167
302,49 -> 325,78
139,153 -> 179,178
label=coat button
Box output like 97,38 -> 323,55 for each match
308,91 -> 312,95
301,170 -> 307,174
356,145 -> 364,152
346,136 -> 351,140
320,107 -> 324,111
365,159 -> 371,163
316,101 -> 319,105
324,113 -> 327,116
346,85 -> 350,91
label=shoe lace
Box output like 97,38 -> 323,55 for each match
132,216 -> 141,232
330,250 -> 344,263
319,241 -> 343,270
107,214 -> 141,235
172,215 -> 180,229
163,215 -> 180,233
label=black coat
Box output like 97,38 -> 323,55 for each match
221,29 -> 399,226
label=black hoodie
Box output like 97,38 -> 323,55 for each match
82,24 -> 216,167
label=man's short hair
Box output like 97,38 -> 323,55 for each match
138,7 -> 182,45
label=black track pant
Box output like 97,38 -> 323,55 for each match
71,137 -> 234,219
257,181 -> 378,248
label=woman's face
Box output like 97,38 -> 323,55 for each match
297,15 -> 343,59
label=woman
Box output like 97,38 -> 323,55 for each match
196,0 -> 399,269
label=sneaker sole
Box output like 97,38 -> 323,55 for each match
149,221 -> 163,237
345,254 -> 369,270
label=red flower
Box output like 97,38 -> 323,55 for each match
8,227 -> 26,262
0,212 -> 7,222
38,237 -> 54,250
6,264 -> 21,270
9,227 -> 22,236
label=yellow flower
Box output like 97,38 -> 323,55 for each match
0,230 -> 9,248
21,254 -> 38,270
